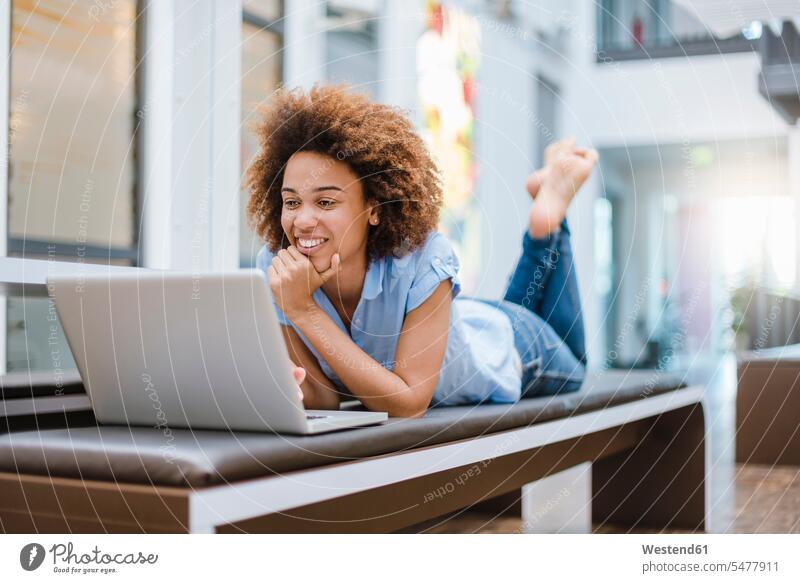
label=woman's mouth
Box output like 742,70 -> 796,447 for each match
295,237 -> 329,254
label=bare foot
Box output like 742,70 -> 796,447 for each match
527,138 -> 598,238
525,167 -> 547,199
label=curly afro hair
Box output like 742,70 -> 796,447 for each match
246,85 -> 443,260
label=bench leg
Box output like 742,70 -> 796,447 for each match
521,462 -> 591,533
592,402 -> 707,532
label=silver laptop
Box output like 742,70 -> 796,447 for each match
47,269 -> 387,434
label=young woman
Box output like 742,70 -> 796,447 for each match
247,85 -> 597,418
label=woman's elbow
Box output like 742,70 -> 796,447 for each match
387,404 -> 427,418
384,389 -> 433,418
385,406 -> 426,418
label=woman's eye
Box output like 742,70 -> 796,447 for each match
318,200 -> 336,208
283,200 -> 299,209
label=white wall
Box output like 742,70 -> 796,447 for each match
467,0 -> 576,301
472,16 -> 535,300
572,53 -> 784,146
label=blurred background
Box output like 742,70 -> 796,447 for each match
3,0 -> 799,383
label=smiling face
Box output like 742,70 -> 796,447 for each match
280,151 -> 377,273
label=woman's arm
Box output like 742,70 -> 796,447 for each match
280,324 -> 341,410
289,280 -> 452,418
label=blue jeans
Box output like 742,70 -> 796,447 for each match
474,221 -> 586,398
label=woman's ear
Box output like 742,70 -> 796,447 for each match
368,205 -> 380,226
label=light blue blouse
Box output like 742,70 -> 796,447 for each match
256,231 -> 522,406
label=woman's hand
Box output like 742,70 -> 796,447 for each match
292,365 -> 306,402
267,246 -> 340,320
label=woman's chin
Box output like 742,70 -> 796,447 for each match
310,256 -> 332,273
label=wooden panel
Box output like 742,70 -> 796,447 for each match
736,360 -> 800,465
0,472 -> 189,533
593,403 -> 706,532
0,511 -> 179,534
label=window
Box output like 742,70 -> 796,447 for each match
9,0 -> 140,259
534,75 -> 559,168
239,1 -> 283,267
7,0 -> 140,372
596,0 -> 757,61
325,0 -> 379,98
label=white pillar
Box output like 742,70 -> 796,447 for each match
521,463 -> 592,533
210,0 -> 242,272
0,0 -> 9,374
283,0 -> 326,90
563,0 -> 602,366
140,0 -> 242,272
378,0 -> 424,116
140,0 -> 174,270
790,126 -> 800,290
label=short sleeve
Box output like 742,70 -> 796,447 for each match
406,232 -> 462,312
255,245 -> 291,326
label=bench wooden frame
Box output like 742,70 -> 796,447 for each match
0,385 -> 707,534
736,349 -> 800,466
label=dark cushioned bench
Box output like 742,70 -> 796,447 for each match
0,369 -> 706,534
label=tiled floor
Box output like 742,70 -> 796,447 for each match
726,464 -> 800,533
424,354 -> 800,534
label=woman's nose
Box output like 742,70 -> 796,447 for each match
294,205 -> 319,229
